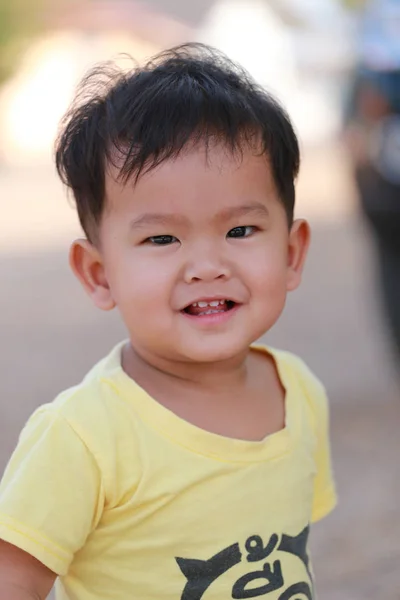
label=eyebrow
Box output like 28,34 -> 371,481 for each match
217,202 -> 270,221
129,213 -> 189,230
129,202 -> 269,231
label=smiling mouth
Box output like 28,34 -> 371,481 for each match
183,299 -> 237,316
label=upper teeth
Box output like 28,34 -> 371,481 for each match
192,300 -> 226,308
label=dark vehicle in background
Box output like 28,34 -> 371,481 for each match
345,0 -> 400,360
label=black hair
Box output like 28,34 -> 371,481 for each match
55,43 -> 300,242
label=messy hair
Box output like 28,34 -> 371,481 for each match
55,43 -> 300,242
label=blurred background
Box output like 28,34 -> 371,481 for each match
0,0 -> 399,598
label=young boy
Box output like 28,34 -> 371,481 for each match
0,44 -> 336,599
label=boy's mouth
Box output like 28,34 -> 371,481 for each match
183,299 -> 236,316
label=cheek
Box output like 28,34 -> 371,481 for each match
244,243 -> 289,295
106,251 -> 174,312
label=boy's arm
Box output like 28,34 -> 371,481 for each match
0,540 -> 56,600
0,406 -> 105,580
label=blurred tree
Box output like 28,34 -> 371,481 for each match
340,0 -> 366,9
0,0 -> 48,84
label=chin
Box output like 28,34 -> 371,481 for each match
179,336 -> 252,364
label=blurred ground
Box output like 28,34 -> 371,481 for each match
0,141 -> 399,599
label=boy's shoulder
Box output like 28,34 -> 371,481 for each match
255,344 -> 329,423
28,342 -> 130,451
256,344 -> 326,389
16,342 -> 139,501
53,341 -> 125,412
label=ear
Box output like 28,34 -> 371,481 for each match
286,219 -> 311,292
69,239 -> 116,311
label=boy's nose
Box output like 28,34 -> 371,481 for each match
183,252 -> 231,284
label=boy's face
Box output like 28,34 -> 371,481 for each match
71,142 -> 310,365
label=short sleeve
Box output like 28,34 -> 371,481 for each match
0,406 -> 104,575
306,375 -> 337,522
293,358 -> 337,523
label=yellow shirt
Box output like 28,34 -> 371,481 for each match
0,343 -> 336,600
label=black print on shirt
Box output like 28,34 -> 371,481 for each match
176,543 -> 242,600
246,534 -> 279,562
232,560 -> 284,598
176,525 -> 313,599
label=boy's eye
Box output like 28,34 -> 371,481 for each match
227,226 -> 256,238
146,235 -> 178,245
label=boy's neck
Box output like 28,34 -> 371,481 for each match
122,342 -> 252,394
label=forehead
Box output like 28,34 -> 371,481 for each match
104,142 -> 278,219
